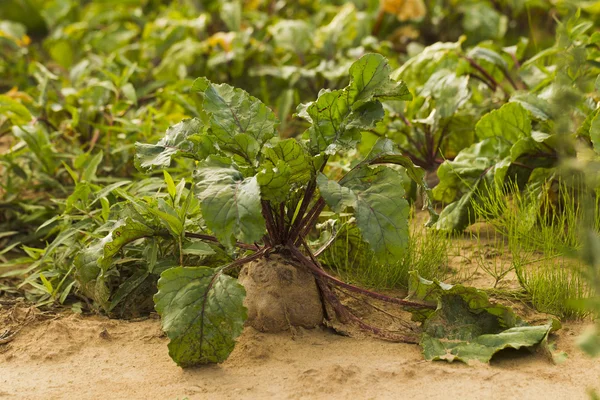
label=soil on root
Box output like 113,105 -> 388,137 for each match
238,253 -> 324,332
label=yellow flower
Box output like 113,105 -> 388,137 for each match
206,32 -> 235,52
381,0 -> 427,21
18,34 -> 31,46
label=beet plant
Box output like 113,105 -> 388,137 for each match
115,53 -> 440,366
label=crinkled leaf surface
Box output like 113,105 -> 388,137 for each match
421,325 -> 552,363
476,102 -> 531,142
257,139 -> 312,203
299,53 -> 411,155
154,267 -> 247,366
261,139 -> 311,184
135,118 -> 213,172
406,272 -> 556,364
256,160 -> 292,203
347,53 -> 412,108
318,165 -> 410,262
301,89 -> 364,154
194,160 -> 265,247
192,77 -> 278,162
347,168 -> 410,259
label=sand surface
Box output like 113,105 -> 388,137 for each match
1,304 -> 599,400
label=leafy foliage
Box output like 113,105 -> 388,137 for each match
407,272 -> 557,364
70,53 -> 431,365
154,266 -> 247,366
428,14 -> 600,231
1,0 -> 599,373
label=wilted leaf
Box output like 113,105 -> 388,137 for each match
421,325 -> 552,363
407,272 -> 557,364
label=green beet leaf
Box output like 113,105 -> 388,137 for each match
406,272 -> 557,364
194,159 -> 266,248
192,77 -> 278,163
475,102 -> 531,143
299,53 -> 411,155
316,173 -> 356,213
434,100 -> 557,232
392,41 -> 462,86
261,139 -> 311,185
433,138 -> 512,231
318,165 -> 410,262
361,138 -> 439,226
135,119 -> 213,172
346,53 -> 412,109
257,139 -> 312,202
421,70 -> 470,118
154,267 -> 247,366
257,160 -> 292,203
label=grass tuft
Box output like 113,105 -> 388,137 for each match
319,213 -> 451,291
473,179 -> 598,319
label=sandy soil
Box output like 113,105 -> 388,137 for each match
1,304 -> 599,400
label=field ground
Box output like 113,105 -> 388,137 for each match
1,302 -> 599,400
1,221 -> 599,399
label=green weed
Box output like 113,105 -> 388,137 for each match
473,179 -> 598,319
320,213 -> 451,290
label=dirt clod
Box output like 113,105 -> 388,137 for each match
238,254 -> 324,332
